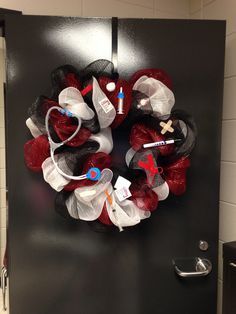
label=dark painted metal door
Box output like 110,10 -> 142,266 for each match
4,15 -> 225,314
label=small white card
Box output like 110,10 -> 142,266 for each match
99,98 -> 114,114
115,186 -> 132,202
114,176 -> 131,190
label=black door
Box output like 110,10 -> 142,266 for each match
4,15 -> 225,314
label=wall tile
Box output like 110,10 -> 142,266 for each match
190,10 -> 202,19
218,240 -> 224,281
0,128 -> 5,148
118,0 -> 154,9
219,201 -> 236,242
190,0 -> 201,13
220,161 -> 236,204
155,11 -> 188,19
221,120 -> 236,162
0,207 -> 6,229
0,149 -> 5,169
0,189 -> 6,208
82,0 -> 154,18
0,169 -> 6,189
225,33 -> 236,78
203,0 -> 216,5
217,279 -> 223,314
0,107 -> 4,128
223,77 -> 236,120
1,227 -> 6,249
203,0 -> 236,35
0,0 -> 82,16
155,0 -> 189,15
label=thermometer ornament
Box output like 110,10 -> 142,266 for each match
143,138 -> 182,149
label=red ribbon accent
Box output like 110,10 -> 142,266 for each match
138,154 -> 159,181
81,84 -> 93,96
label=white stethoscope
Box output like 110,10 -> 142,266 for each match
45,106 -> 101,181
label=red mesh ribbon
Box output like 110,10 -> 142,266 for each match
130,123 -> 174,156
64,152 -> 112,191
53,115 -> 91,147
98,204 -> 113,225
163,157 -> 190,195
129,69 -> 173,90
24,135 -> 50,172
98,77 -> 132,128
130,179 -> 158,212
64,73 -> 82,90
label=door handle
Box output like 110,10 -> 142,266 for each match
173,257 -> 212,278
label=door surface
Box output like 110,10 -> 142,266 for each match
4,15 -> 225,314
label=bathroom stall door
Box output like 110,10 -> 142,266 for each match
4,15 -> 225,314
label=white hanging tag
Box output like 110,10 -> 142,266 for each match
115,186 -> 132,202
114,176 -> 131,190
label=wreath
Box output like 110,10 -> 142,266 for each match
24,60 -> 197,232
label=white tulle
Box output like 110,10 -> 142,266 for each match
152,181 -> 169,201
26,118 -> 42,138
58,87 -> 95,120
92,77 -> 116,128
106,191 -> 151,232
66,169 -> 113,221
133,75 -> 175,117
125,147 -> 136,167
89,128 -> 113,154
42,155 -> 71,192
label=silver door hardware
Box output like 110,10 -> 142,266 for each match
1,266 -> 8,311
229,262 -> 236,268
173,258 -> 212,278
199,240 -> 209,251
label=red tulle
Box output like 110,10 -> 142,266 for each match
130,123 -> 174,156
53,116 -> 91,147
129,69 -> 173,90
40,97 -> 60,118
98,204 -> 113,225
64,153 -> 112,191
64,73 -> 82,90
130,179 -> 158,212
98,77 -> 132,128
163,157 -> 190,195
24,135 -> 50,172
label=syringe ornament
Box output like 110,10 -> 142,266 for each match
117,87 -> 124,114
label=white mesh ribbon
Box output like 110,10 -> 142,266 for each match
89,127 -> 113,154
152,181 -> 169,201
42,154 -> 71,192
106,192 -> 151,232
92,77 -> 116,128
58,87 -> 95,120
66,169 -> 113,221
133,75 -> 175,117
125,147 -> 136,167
26,118 -> 43,138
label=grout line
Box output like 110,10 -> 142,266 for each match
224,75 -> 236,80
220,200 -> 236,206
221,160 -> 236,164
222,118 -> 236,121
226,31 -> 236,37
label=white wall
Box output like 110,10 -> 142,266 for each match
2,2 -> 234,314
190,2 -> 236,314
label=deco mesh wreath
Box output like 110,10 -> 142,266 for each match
24,60 -> 197,232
